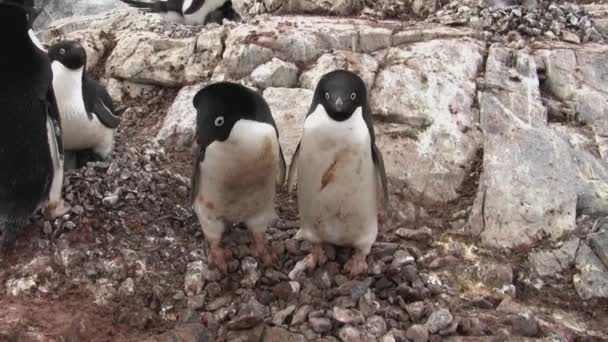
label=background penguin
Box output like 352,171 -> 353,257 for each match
119,0 -> 233,25
203,0 -> 241,25
287,69 -> 389,276
48,40 -> 120,168
0,0 -> 68,253
190,82 -> 286,273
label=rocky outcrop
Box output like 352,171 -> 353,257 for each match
36,0 -> 608,306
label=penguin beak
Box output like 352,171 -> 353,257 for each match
335,97 -> 344,110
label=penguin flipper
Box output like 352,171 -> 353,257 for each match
277,145 -> 287,187
190,142 -> 204,205
92,98 -> 121,129
286,142 -> 301,193
372,144 -> 389,210
183,0 -> 207,15
46,88 -> 64,161
119,0 -> 169,12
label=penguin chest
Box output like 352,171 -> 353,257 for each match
183,0 -> 226,25
51,63 -> 114,152
297,106 -> 378,247
197,120 -> 279,223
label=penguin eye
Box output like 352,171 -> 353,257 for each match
325,92 -> 330,100
350,92 -> 357,100
214,116 -> 225,127
26,13 -> 30,22
59,48 -> 66,55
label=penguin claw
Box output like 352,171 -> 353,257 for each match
208,243 -> 230,273
250,232 -> 275,266
344,254 -> 368,277
45,200 -> 71,220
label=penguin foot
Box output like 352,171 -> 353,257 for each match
344,253 -> 368,277
208,242 -> 231,273
305,243 -> 327,270
250,232 -> 275,266
44,200 -> 71,220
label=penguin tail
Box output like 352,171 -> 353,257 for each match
119,0 -> 167,13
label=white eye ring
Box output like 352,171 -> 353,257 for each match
325,92 -> 330,100
214,116 -> 225,127
350,92 -> 357,100
59,48 -> 66,55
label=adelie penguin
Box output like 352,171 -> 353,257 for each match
287,70 -> 389,276
190,82 -> 286,273
0,0 -> 69,253
119,0 -> 241,25
47,40 -> 120,168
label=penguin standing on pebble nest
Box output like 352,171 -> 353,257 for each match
0,0 -> 69,253
47,40 -> 120,168
119,0 -> 236,25
190,82 -> 286,272
287,70 -> 389,277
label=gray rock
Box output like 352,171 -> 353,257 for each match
358,27 -> 392,53
262,326 -> 307,342
187,294 -> 206,310
226,299 -> 267,330
156,84 -> 204,147
56,247 -> 86,271
119,278 -> 135,296
395,227 -> 433,242
392,250 -> 415,269
5,277 -> 37,296
372,39 -> 484,203
574,242 -> 608,299
405,302 -> 427,322
291,305 -> 313,326
263,87 -> 314,166
406,324 -> 429,342
34,0 -> 130,30
299,51 -> 379,92
589,230 -> 608,268
332,306 -> 365,325
241,257 -> 260,288
467,46 -> 580,249
309,316 -> 333,333
425,309 -> 453,334
184,261 -> 205,297
529,238 -> 580,277
251,58 -> 299,89
510,314 -> 540,337
338,325 -> 372,342
106,32 -> 194,87
365,315 -> 388,337
270,0 -> 364,16
273,305 -> 296,326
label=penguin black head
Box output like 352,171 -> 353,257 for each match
48,40 -> 87,70
193,82 -> 258,145
313,69 -> 367,122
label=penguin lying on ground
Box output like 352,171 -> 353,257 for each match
288,70 -> 389,276
0,0 -> 68,253
48,40 -> 120,168
190,82 -> 286,272
119,0 -> 239,26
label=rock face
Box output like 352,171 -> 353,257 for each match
33,0 -> 130,30
31,1 -> 608,327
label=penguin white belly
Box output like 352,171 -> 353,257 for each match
297,106 -> 378,252
196,120 -> 280,225
183,0 -> 226,25
51,63 -> 114,156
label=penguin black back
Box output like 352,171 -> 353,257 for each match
0,0 -> 56,221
